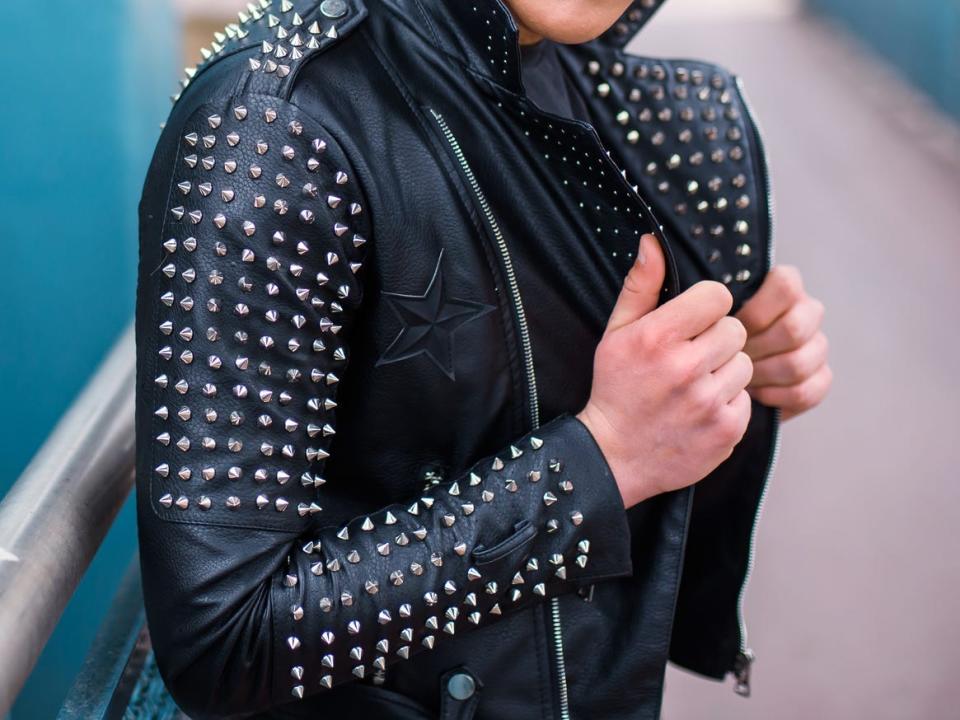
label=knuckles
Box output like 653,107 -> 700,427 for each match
689,379 -> 723,417
630,317 -> 671,358
778,346 -> 812,383
670,350 -> 703,390
787,334 -> 827,382
811,297 -> 826,322
797,363 -> 832,409
769,264 -> 805,303
784,381 -> 815,410
780,305 -> 812,346
715,411 -> 744,447
722,391 -> 753,441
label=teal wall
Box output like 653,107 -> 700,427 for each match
0,1 -> 176,717
809,0 -> 960,120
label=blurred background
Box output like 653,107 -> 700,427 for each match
639,3 -> 960,719
0,0 -> 957,718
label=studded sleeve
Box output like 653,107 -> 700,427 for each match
135,95 -> 634,719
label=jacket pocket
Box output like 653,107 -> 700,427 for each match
471,519 -> 537,566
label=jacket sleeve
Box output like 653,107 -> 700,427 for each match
134,93 -> 634,719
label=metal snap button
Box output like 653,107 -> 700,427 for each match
320,0 -> 347,18
447,672 -> 476,700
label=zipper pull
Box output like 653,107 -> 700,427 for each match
733,649 -> 755,697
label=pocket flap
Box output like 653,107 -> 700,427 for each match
471,519 -> 538,566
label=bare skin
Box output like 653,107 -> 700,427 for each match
504,1 -> 832,507
507,0 -> 634,44
576,236 -> 755,508
735,267 -> 831,421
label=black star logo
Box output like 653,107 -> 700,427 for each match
376,249 -> 495,380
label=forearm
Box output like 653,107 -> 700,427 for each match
138,412 -> 632,718
273,412 -> 632,700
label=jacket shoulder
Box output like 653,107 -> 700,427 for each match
141,0 -> 370,206
136,60 -> 373,533
168,0 -> 368,113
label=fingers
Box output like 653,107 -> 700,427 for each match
743,296 -> 824,361
720,389 -> 753,449
646,280 -> 733,342
750,362 -> 833,418
750,331 -> 828,387
690,316 -> 747,373
712,351 -> 754,403
605,233 -> 667,334
735,265 -> 805,335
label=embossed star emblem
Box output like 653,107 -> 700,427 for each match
376,249 -> 495,380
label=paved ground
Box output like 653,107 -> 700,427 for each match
629,5 -> 960,719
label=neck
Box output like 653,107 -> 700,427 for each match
516,24 -> 543,45
507,7 -> 543,45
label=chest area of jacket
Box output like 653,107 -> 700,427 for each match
417,82 -> 666,417
322,63 -> 662,506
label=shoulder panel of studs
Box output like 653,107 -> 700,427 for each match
571,49 -> 770,308
171,0 -> 368,106
146,94 -> 368,531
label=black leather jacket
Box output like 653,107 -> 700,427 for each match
134,1 -> 780,718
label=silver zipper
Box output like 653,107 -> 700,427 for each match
429,108 -> 572,717
549,596 -> 571,717
731,75 -> 782,698
428,108 -> 541,426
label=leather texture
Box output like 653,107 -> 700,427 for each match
135,1 -> 779,718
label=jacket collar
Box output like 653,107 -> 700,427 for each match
405,0 -> 524,94
598,0 -> 668,47
405,0 -> 667,95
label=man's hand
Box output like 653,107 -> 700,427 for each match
735,265 -> 831,421
577,234 -> 754,509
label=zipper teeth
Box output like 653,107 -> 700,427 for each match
733,75 -> 781,656
550,597 -> 570,718
430,108 -> 571,717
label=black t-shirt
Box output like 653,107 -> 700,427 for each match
519,39 -> 592,124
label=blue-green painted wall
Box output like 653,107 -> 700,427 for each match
809,0 -> 960,120
0,1 -> 176,717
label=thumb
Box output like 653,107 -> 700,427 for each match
605,233 -> 666,334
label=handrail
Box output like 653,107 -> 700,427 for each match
0,321 -> 137,717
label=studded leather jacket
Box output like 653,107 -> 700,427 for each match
134,1 -> 780,718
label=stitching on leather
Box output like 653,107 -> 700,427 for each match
146,101 -> 212,528
410,0 -> 444,51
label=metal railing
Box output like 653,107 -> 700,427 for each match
0,321 -> 137,717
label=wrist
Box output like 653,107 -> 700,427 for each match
574,404 -> 656,509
